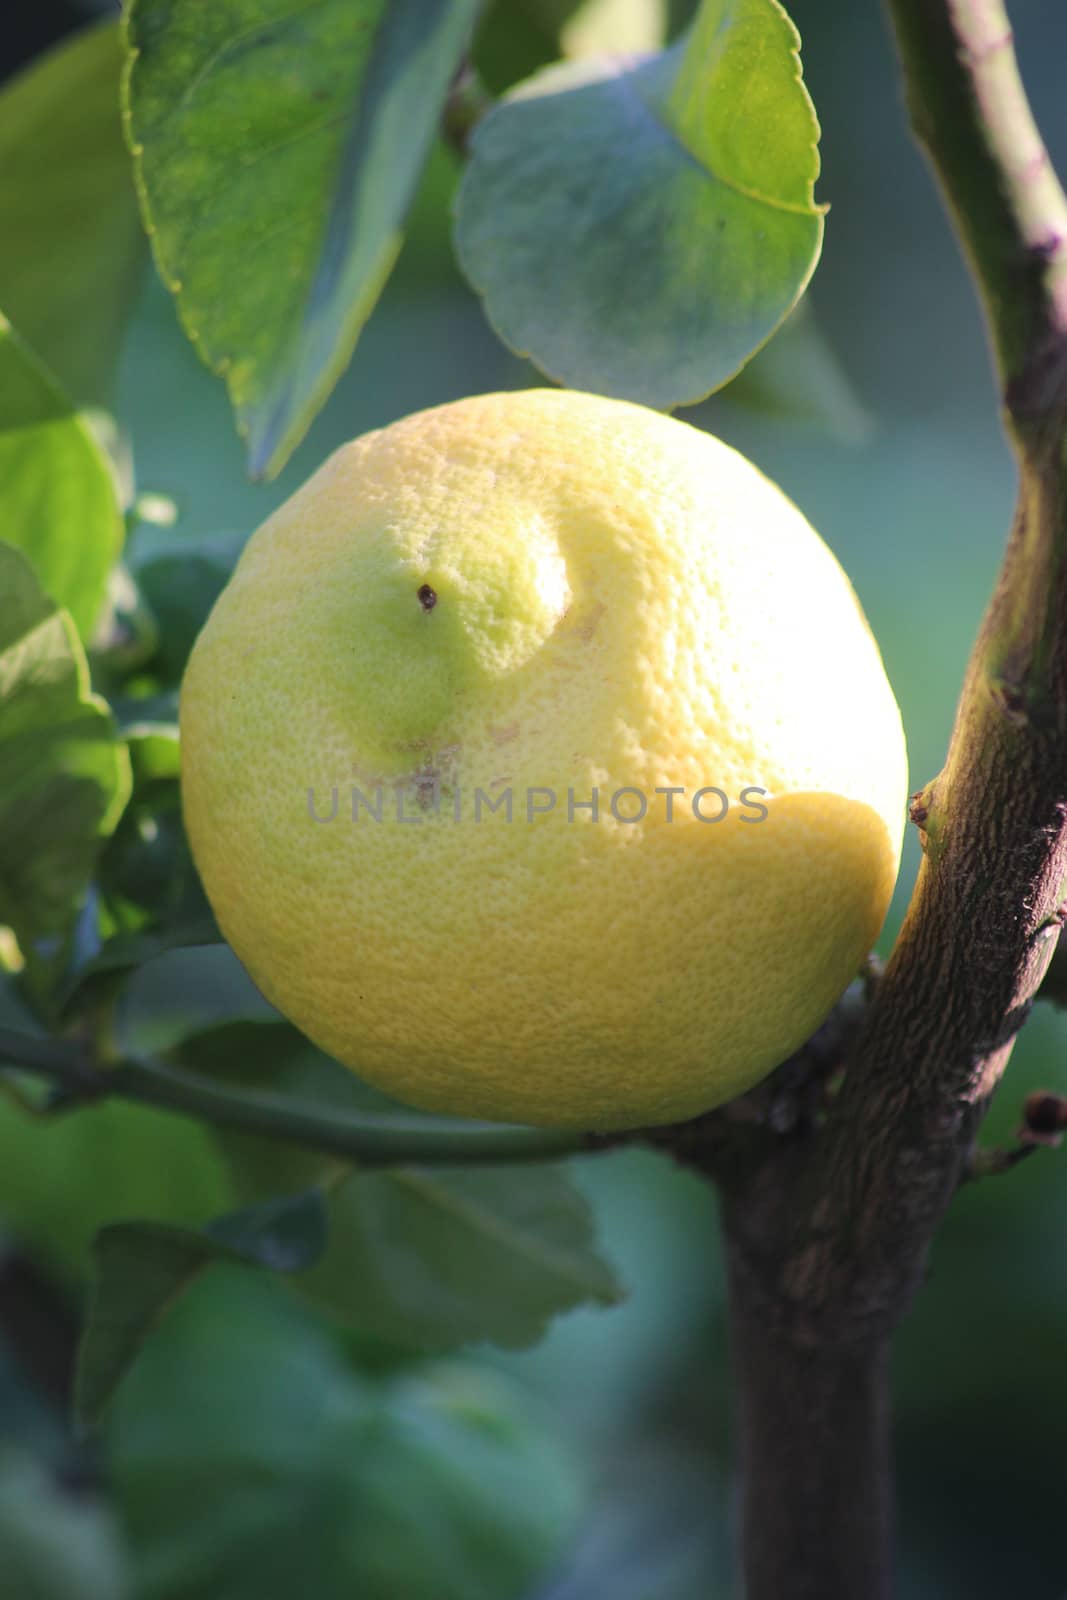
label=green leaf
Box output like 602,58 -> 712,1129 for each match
106,526 -> 243,686
168,1019 -> 623,1347
58,923 -> 223,1024
110,688 -> 179,737
454,0 -> 824,407
0,543 -> 131,966
123,721 -> 180,783
0,1091 -> 232,1278
0,322 -> 125,640
176,1015 -> 406,1128
115,943 -> 273,1053
0,21 -> 146,407
472,0 -> 587,94
133,542 -> 238,681
0,1448 -> 129,1600
76,1192 -> 328,1425
107,1268 -> 583,1600
123,0 -> 480,479
300,1164 -> 624,1350
96,794 -> 211,940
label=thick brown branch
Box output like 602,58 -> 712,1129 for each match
725,1232 -> 894,1600
778,418 -> 1067,1341
718,5 -> 1067,1596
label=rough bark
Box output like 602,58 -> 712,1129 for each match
726,1226 -> 893,1600
712,3 -> 1067,1594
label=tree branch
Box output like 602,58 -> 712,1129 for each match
790,0 -> 1067,1339
0,979 -> 862,1177
0,1029 -> 591,1169
888,0 -> 1067,389
718,5 -> 1067,1595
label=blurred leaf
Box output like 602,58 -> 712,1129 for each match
124,0 -> 480,478
77,1193 -> 327,1425
716,298 -> 871,439
59,923 -> 222,1024
206,1189 -> 328,1266
184,1020 -> 410,1113
299,1164 -> 623,1351
170,1017 -> 408,1198
472,0 -> 586,93
178,1016 -> 405,1126
123,723 -> 180,784
133,547 -> 232,681
114,944 -> 274,1054
110,688 -> 178,736
91,565 -> 162,680
164,1019 -> 623,1349
0,21 -> 146,407
108,1268 -> 583,1600
96,792 -> 210,941
0,1448 -> 129,1600
0,543 -> 130,973
0,322 -> 124,640
0,969 -> 40,1034
454,0 -> 823,407
0,1093 -> 231,1273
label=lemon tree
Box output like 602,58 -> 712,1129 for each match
1,3 -> 1066,1599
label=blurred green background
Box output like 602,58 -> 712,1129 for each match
4,0 -> 1067,1596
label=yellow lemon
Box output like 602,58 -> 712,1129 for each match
180,390 -> 906,1131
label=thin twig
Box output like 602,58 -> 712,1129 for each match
963,1141 -> 1038,1181
0,1028 -> 593,1168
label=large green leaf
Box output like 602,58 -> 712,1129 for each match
108,1268 -> 583,1600
171,1019 -> 625,1350
0,543 -> 130,964
455,0 -> 824,406
123,0 -> 480,479
76,1192 -> 328,1425
0,322 -> 124,640
0,1092 -> 232,1280
300,1164 -> 624,1350
0,21 -> 146,407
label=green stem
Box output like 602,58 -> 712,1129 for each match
0,1029 -> 97,1086
0,1028 -> 591,1168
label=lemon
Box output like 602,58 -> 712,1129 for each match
180,390 -> 907,1131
